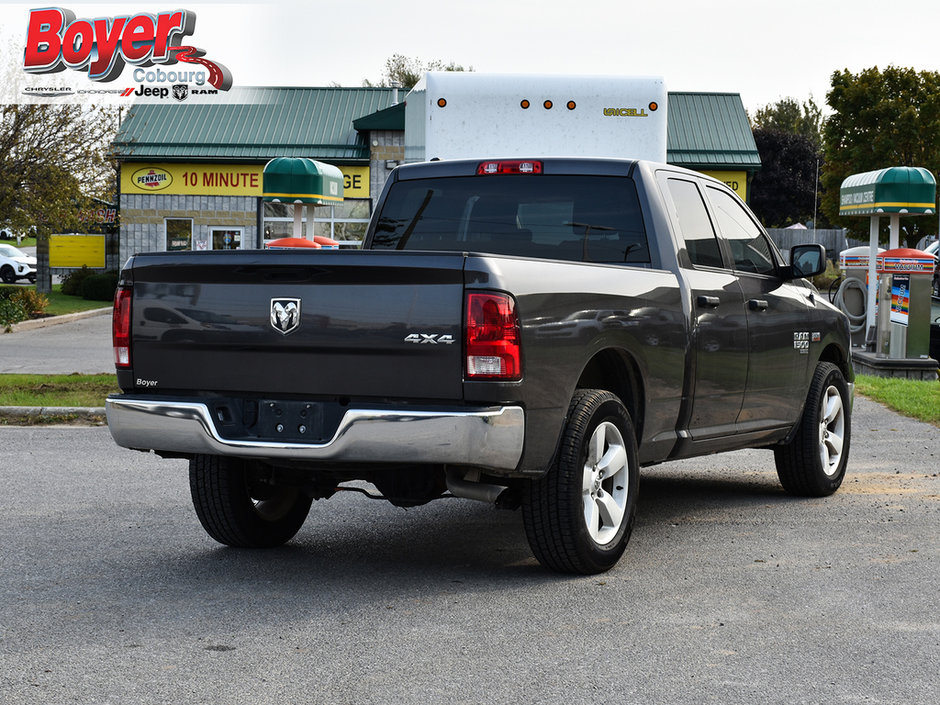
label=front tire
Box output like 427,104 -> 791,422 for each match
0,266 -> 15,284
189,455 -> 312,547
522,389 -> 639,574
774,362 -> 851,496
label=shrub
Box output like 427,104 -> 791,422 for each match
61,266 -> 96,297
81,271 -> 120,301
9,288 -> 49,316
0,297 -> 28,330
0,286 -> 17,301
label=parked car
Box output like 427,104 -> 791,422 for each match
0,244 -> 37,284
924,240 -> 939,296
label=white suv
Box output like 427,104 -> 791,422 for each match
0,244 -> 37,284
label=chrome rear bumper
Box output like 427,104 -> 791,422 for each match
106,396 -> 525,472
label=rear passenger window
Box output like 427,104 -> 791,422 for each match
666,178 -> 723,269
706,186 -> 777,276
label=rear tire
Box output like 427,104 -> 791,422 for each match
522,389 -> 639,574
189,455 -> 312,547
774,362 -> 851,496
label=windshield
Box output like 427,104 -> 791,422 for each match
371,174 -> 650,264
0,245 -> 25,258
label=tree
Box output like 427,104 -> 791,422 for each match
821,66 -> 940,241
0,104 -> 117,238
750,129 -> 821,228
749,97 -> 825,228
364,54 -> 473,91
752,96 -> 823,149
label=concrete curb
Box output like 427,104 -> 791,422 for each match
4,307 -> 111,334
0,406 -> 107,423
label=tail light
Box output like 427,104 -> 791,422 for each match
466,292 -> 521,380
113,285 -> 132,368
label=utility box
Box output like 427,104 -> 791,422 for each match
405,73 -> 668,163
875,248 -> 935,359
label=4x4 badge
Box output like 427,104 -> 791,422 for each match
270,298 -> 301,335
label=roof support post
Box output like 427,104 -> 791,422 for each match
866,216 -> 879,345
889,213 -> 900,249
293,203 -> 303,238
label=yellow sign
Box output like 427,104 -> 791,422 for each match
341,166 -> 370,199
121,163 -> 370,198
50,234 -> 106,268
701,170 -> 748,201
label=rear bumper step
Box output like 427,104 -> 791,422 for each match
106,396 -> 525,472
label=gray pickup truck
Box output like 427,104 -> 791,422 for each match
107,158 -> 854,574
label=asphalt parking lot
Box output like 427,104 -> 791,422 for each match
0,392 -> 937,704
0,309 -> 112,374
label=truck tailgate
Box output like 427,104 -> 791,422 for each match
127,250 -> 465,400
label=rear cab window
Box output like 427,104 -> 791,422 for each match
664,178 -> 724,269
370,174 -> 651,265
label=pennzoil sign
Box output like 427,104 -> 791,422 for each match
132,167 -> 173,191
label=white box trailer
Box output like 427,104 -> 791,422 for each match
404,72 -> 667,163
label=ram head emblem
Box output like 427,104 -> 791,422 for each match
270,298 -> 301,335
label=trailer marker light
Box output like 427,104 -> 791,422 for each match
437,98 -> 447,107
476,160 -> 544,175
567,100 -> 576,110
649,101 -> 659,111
543,100 -> 553,109
520,99 -> 530,109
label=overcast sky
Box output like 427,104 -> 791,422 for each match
2,0 -> 938,112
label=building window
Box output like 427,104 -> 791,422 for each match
211,227 -> 242,250
262,200 -> 370,246
165,218 -> 193,251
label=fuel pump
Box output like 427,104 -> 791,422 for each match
874,248 -> 936,359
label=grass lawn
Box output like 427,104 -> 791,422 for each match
44,285 -> 112,315
0,374 -> 118,407
855,374 -> 940,427
2,237 -> 37,249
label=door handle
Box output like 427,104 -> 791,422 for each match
696,295 -> 720,308
748,299 -> 769,311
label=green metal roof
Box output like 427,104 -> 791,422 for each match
666,92 -> 760,170
353,101 -> 405,131
112,87 -> 759,171
111,87 -> 397,163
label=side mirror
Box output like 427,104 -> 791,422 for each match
789,243 -> 826,279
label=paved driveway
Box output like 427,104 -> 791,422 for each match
0,311 -> 112,374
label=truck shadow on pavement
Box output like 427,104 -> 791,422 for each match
136,465 -> 795,591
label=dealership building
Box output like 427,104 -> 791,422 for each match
111,86 -> 760,264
